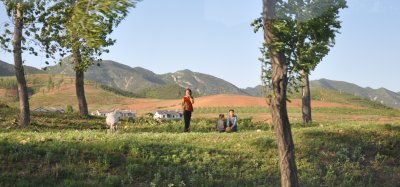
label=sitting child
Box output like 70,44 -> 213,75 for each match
216,114 -> 227,132
226,109 -> 238,132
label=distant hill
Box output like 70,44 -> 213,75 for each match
243,79 -> 400,109
0,60 -> 44,76
135,84 -> 192,100
5,58 -> 398,107
310,79 -> 400,109
46,59 -> 166,93
158,69 -> 249,96
241,85 -> 265,97
0,73 -> 396,115
46,60 -> 249,97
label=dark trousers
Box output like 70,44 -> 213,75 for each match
184,110 -> 192,132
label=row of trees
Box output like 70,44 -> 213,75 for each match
258,0 -> 346,186
0,0 -> 139,126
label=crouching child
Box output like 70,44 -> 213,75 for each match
216,114 -> 226,132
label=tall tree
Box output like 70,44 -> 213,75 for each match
254,0 -> 347,125
0,0 -> 45,126
261,0 -> 299,186
253,0 -> 346,184
39,0 -> 137,116
292,0 -> 347,124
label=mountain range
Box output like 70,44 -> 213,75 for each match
46,58 -> 165,93
44,59 -> 248,96
310,79 -> 400,109
1,59 -> 400,109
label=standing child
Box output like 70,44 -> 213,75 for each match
182,88 -> 194,132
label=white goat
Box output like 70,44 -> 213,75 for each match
106,110 -> 121,133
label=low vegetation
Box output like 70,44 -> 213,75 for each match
0,77 -> 18,89
0,104 -> 399,186
99,84 -> 143,98
135,84 -> 191,100
1,75 -> 399,186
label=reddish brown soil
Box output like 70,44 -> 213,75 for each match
0,88 -> 18,97
127,94 -> 358,110
124,94 -> 360,116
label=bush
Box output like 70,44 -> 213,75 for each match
66,105 -> 74,113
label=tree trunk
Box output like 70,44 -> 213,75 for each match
262,0 -> 299,186
72,46 -> 89,116
301,70 -> 312,124
13,4 -> 30,126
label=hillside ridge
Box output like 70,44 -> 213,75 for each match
1,59 -> 399,108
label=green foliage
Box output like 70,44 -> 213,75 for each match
65,105 -> 74,113
39,0 -> 138,71
252,0 -> 347,92
0,0 -> 45,56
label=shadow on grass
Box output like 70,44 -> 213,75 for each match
296,127 -> 400,187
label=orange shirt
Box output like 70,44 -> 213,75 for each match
182,96 -> 194,112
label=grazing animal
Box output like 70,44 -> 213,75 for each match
106,110 -> 121,133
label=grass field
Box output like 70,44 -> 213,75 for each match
0,104 -> 399,186
1,74 -> 400,186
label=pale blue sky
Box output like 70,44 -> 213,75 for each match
1,0 -> 399,91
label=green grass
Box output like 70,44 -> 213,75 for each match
195,105 -> 400,120
312,107 -> 400,117
1,105 -> 400,186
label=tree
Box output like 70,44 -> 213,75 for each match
255,0 -> 347,124
0,0 -> 46,126
291,0 -> 347,124
254,0 -> 347,185
38,0 -> 137,116
261,0 -> 299,186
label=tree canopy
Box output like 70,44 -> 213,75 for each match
0,0 -> 46,56
39,0 -> 138,71
252,0 -> 347,92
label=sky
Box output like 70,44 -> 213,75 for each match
0,0 -> 399,92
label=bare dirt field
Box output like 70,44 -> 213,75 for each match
126,94 -> 360,112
